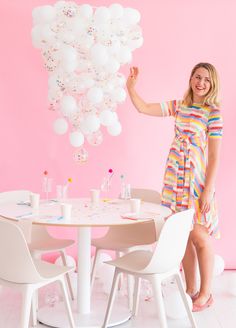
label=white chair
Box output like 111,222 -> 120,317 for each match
91,188 -> 161,289
0,190 -> 75,300
0,219 -> 75,328
102,209 -> 197,328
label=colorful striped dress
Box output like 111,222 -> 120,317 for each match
161,100 -> 223,238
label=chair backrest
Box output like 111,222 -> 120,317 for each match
144,209 -> 194,273
131,188 -> 161,204
105,189 -> 161,245
0,220 -> 43,283
0,190 -> 33,241
0,190 -> 30,204
0,190 -> 52,242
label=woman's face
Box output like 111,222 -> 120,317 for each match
190,67 -> 211,102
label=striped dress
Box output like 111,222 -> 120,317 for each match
161,100 -> 223,238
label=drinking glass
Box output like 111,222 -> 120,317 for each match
42,177 -> 53,202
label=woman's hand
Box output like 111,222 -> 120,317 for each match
126,66 -> 139,91
199,189 -> 213,213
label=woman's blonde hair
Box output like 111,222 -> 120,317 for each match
183,62 -> 220,107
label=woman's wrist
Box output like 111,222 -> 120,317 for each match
203,186 -> 214,194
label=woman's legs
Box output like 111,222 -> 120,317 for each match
190,224 -> 214,305
182,237 -> 198,296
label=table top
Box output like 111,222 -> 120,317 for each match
0,198 -> 172,227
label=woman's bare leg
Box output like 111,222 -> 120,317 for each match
191,224 -> 214,305
182,236 -> 198,296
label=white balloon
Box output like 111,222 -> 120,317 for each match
90,44 -> 109,66
40,5 -> 56,23
86,130 -> 103,146
61,59 -> 78,73
54,1 -> 67,11
99,110 -> 116,127
69,131 -> 85,147
118,46 -> 132,64
83,114 -> 100,133
108,39 -> 121,55
104,58 -> 120,74
55,255 -> 76,269
53,118 -> 68,135
164,291 -> 192,319
214,254 -> 225,276
79,4 -> 93,19
48,88 -> 63,103
60,95 -> 78,116
111,87 -> 126,102
123,8 -> 141,25
71,17 -> 87,34
87,87 -> 104,104
32,7 -> 43,25
107,121 -> 122,136
31,25 -> 43,48
109,4 -> 124,19
40,24 -> 55,43
79,73 -> 95,88
127,37 -> 144,50
60,46 -> 77,62
94,7 -> 110,24
58,30 -> 76,44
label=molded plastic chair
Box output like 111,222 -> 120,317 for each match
91,189 -> 161,289
0,190 -> 75,300
102,209 -> 197,328
0,219 -> 75,328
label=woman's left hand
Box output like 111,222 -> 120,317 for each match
199,189 -> 213,213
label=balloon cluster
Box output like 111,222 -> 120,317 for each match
31,2 -> 143,159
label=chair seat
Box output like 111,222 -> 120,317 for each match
92,238 -> 149,252
106,250 -> 153,274
33,259 -> 74,280
29,238 -> 74,252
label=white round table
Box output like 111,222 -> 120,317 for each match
0,198 -> 172,328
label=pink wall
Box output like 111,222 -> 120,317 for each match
0,0 -> 235,267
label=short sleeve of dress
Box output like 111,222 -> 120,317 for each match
160,100 -> 180,117
207,108 -> 223,138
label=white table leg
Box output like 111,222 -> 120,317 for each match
37,227 -> 131,327
77,227 -> 91,314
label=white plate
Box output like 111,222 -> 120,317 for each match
122,212 -> 159,220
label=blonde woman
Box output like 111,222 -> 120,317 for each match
126,63 -> 223,312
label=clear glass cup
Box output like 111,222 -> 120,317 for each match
101,177 -> 111,199
42,177 -> 53,202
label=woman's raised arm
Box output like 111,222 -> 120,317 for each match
126,66 -> 163,117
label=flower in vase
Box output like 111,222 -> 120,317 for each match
43,170 -> 48,176
68,178 -> 72,183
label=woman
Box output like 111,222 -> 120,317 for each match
126,63 -> 223,312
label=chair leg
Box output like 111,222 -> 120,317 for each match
31,292 -> 37,327
30,250 -> 41,311
61,250 -> 75,300
174,272 -> 197,328
132,276 -> 141,317
59,277 -> 76,328
102,269 -> 121,328
151,276 -> 168,328
91,248 -> 102,290
116,251 -> 124,290
20,286 -> 34,328
127,274 -> 134,310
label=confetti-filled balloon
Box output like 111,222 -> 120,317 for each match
73,147 -> 89,164
32,2 -> 143,160
86,130 -> 103,146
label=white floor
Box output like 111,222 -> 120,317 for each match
0,270 -> 236,328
